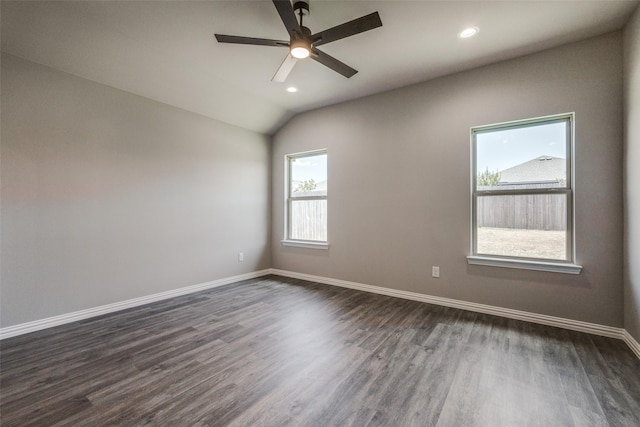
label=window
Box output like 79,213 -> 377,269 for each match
283,150 -> 328,248
468,114 -> 581,274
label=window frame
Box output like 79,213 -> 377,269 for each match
467,113 -> 581,274
282,149 -> 329,249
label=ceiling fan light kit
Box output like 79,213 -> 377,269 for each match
214,0 -> 383,82
290,39 -> 311,59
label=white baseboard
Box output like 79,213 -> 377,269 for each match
3,267 -> 639,360
270,269 -> 632,344
0,269 -> 271,340
622,330 -> 640,359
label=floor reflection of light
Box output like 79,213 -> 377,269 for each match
272,298 -> 347,374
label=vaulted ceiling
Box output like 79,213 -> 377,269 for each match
2,1 -> 638,134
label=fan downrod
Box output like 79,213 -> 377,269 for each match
293,1 -> 310,20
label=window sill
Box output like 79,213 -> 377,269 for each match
466,256 -> 582,274
281,240 -> 329,250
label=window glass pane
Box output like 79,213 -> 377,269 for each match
291,153 -> 327,196
476,121 -> 568,190
290,199 -> 327,241
476,194 -> 567,260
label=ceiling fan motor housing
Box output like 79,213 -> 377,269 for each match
299,26 -> 312,38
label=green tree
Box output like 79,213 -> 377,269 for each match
296,179 -> 317,192
477,167 -> 501,186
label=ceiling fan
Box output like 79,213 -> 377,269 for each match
214,0 -> 383,82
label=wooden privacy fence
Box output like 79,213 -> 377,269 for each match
290,187 -> 566,235
477,193 -> 566,230
290,199 -> 327,241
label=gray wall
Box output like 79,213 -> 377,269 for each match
624,6 -> 640,342
1,54 -> 271,327
272,33 -> 624,327
2,30 -> 632,332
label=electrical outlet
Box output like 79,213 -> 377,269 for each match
432,266 -> 440,278
238,252 -> 244,262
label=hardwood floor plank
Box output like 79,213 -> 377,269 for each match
570,332 -> 640,426
1,275 -> 639,426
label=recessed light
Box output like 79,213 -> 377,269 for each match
286,86 -> 298,93
459,26 -> 479,39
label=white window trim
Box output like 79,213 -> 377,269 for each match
284,149 -> 328,248
467,255 -> 582,274
470,113 -> 581,273
281,240 -> 329,249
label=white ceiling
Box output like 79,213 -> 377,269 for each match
2,1 -> 639,134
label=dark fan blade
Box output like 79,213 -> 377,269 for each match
272,54 -> 298,82
272,0 -> 301,38
311,12 -> 382,47
215,34 -> 289,47
311,47 -> 357,78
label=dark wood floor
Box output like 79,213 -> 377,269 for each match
1,275 -> 639,426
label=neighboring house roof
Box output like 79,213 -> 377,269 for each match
499,155 -> 566,184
